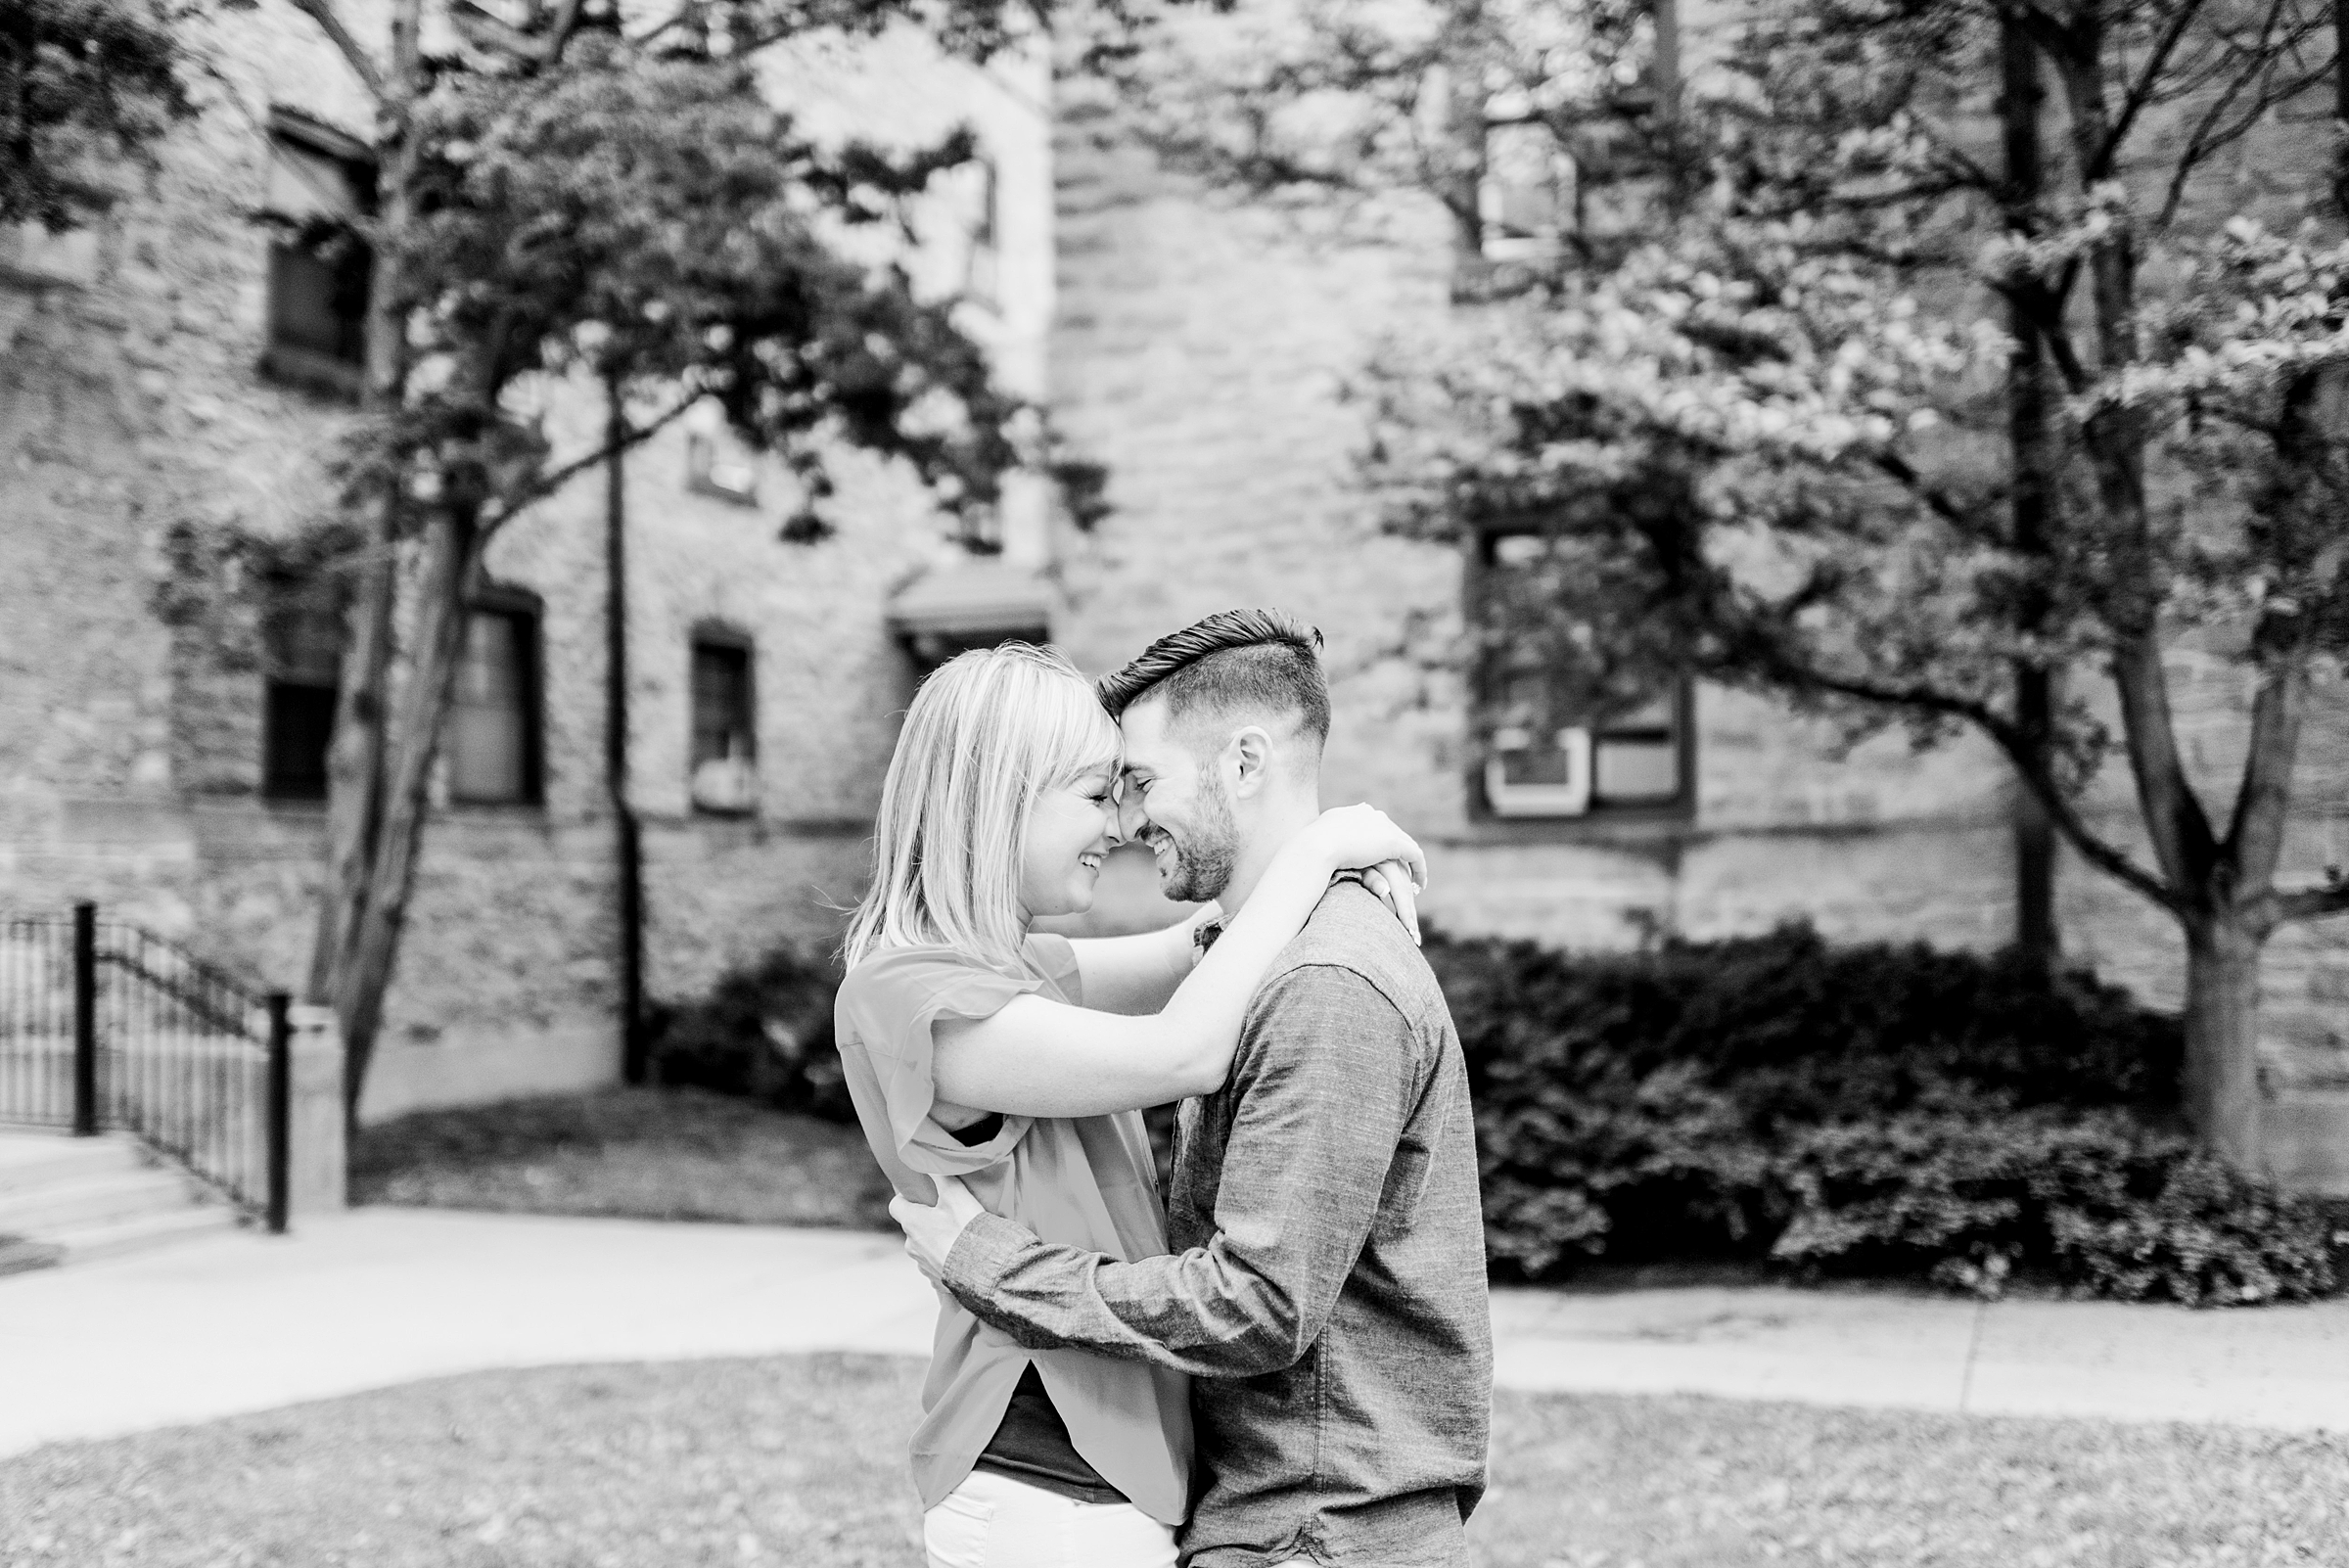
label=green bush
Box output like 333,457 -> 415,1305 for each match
1433,924 -> 2343,1304
1772,1094 -> 2341,1305
647,945 -> 852,1122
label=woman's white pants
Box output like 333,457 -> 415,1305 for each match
923,1469 -> 1178,1568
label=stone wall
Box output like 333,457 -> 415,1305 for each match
0,7 -> 1049,1122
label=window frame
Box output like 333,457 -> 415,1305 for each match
684,429 -> 760,507
1463,525 -> 1697,831
260,678 -> 340,802
686,623 -> 760,818
257,106 -> 377,399
446,587 -> 545,809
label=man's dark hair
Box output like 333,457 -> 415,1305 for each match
1097,609 -> 1331,744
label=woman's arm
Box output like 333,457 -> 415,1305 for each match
931,806 -> 1425,1119
1067,901 -> 1222,1017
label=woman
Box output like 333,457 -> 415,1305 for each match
833,642 -> 1424,1568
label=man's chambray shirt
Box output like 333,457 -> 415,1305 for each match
941,882 -> 1492,1566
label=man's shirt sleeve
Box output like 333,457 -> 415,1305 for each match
939,963 -> 1418,1377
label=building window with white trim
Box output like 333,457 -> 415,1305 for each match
688,630 -> 758,815
259,107 -> 375,397
1474,529 -> 1692,819
447,596 -> 543,806
260,594 -> 345,801
1478,121 -> 1573,263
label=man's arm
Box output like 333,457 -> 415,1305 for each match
935,964 -> 1418,1378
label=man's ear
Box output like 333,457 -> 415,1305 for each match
1225,725 -> 1275,798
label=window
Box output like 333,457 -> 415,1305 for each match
1478,122 -> 1572,262
260,108 -> 375,396
685,431 -> 760,505
261,592 -> 345,801
688,632 -> 757,814
1474,530 -> 1692,819
447,598 -> 542,806
964,159 -> 999,309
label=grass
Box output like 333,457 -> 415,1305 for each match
4,1355 -> 2344,1568
349,1084 -> 892,1230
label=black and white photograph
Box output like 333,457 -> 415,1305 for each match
4,0 -> 2349,1561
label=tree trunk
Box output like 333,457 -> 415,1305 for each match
2182,916 -> 2266,1171
335,507 -> 484,1117
305,0 -> 423,1108
2000,6 -> 2059,964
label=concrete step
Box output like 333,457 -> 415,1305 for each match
0,1166 -> 202,1233
0,1132 -> 149,1192
43,1203 -> 243,1267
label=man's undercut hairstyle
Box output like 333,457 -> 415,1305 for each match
1098,609 -> 1331,747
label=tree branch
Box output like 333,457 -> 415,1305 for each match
1724,634 -> 2188,916
2267,880 -> 2349,923
1868,448 -> 1972,528
2087,0 -> 2206,182
282,0 -> 387,100
540,0 -> 590,65
486,393 -> 699,528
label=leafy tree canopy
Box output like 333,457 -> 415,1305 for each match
352,27 -> 1022,540
0,0 -> 215,230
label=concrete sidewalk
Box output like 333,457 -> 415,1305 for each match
1,1209 -> 2343,1459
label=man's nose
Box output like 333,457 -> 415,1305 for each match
1117,792 -> 1149,842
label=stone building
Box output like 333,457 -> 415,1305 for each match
4,0 -> 2344,1184
0,3 -> 1055,1120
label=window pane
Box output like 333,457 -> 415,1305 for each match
1594,737 -> 1680,802
690,642 -> 753,767
263,682 -> 338,799
267,243 -> 369,365
1495,734 -> 1575,788
449,612 -> 530,803
1608,693 -> 1678,733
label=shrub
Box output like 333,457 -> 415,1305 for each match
647,945 -> 852,1122
1772,1096 -> 2343,1305
1436,923 -> 2342,1304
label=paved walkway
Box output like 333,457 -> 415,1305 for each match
1,1209 -> 2344,1458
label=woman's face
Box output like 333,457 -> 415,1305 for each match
1019,761 -> 1122,921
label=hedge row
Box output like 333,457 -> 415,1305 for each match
649,922 -> 2344,1305
1433,926 -> 2341,1306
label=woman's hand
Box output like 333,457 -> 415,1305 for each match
1360,859 -> 1422,945
1294,804 -> 1428,892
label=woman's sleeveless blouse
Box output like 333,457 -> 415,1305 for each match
832,934 -> 1194,1527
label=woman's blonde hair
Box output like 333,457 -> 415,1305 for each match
843,642 -> 1121,974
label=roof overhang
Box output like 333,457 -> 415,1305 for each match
885,557 -> 1055,640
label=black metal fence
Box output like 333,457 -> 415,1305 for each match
0,903 -> 293,1230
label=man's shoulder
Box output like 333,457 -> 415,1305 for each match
1260,882 -> 1448,1027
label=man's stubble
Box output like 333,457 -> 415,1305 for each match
1157,763 -> 1240,904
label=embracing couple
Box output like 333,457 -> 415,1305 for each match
833,609 -> 1491,1568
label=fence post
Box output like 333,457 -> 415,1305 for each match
71,901 -> 98,1136
265,992 -> 292,1235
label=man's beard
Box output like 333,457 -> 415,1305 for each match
1153,770 -> 1239,903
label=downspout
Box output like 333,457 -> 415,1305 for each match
605,378 -> 647,1084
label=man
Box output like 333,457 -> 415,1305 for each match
893,609 -> 1492,1567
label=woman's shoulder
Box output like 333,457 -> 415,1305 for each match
837,943 -> 1048,1021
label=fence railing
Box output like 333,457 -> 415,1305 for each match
0,904 -> 293,1230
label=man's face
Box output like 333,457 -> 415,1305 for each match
1115,697 -> 1239,903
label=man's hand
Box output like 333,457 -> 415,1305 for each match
890,1173 -> 987,1286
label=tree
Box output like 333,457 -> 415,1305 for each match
1082,0 -> 2348,1164
275,0 -> 1026,1115
1,0 -> 204,231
